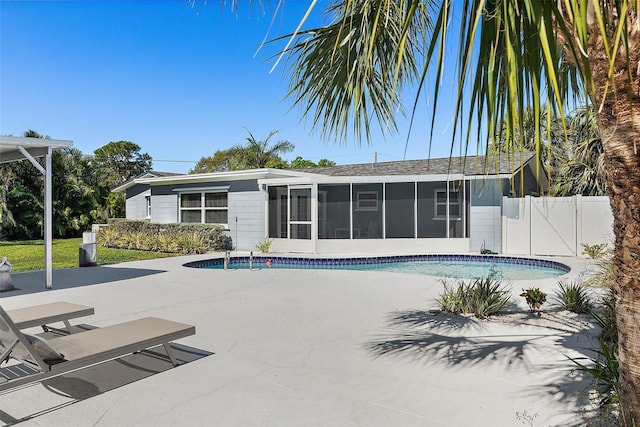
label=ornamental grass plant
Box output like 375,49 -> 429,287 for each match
555,280 -> 592,314
436,276 -> 511,319
96,219 -> 232,254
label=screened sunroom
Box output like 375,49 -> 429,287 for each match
262,175 -> 474,254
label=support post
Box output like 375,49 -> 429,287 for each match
45,147 -> 53,289
18,145 -> 53,289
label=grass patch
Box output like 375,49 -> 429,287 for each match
0,238 -> 178,273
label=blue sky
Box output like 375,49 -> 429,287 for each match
1,0 -> 468,173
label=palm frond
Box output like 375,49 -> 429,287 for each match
277,0 -> 433,143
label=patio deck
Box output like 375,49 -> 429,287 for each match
0,254 -> 607,426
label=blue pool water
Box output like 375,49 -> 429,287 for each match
184,255 -> 570,280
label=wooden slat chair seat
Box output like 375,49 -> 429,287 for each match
0,306 -> 195,392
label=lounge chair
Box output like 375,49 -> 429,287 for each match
7,301 -> 95,334
0,305 -> 195,392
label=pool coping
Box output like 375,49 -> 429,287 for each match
184,253 -> 571,276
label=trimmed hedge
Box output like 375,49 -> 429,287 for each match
97,219 -> 232,254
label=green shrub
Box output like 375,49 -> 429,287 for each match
436,277 -> 511,318
436,280 -> 471,314
156,233 -> 178,253
556,280 -> 592,314
97,226 -> 121,248
123,230 -> 147,250
520,287 -> 547,313
582,242 -> 609,259
570,338 -> 619,408
97,219 -> 232,253
204,229 -> 233,251
583,246 -> 615,288
592,288 -> 618,345
575,246 -> 619,412
571,289 -> 620,412
255,236 -> 274,253
174,233 -> 206,254
468,277 -> 511,318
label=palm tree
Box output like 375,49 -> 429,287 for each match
274,0 -> 640,423
552,107 -> 607,196
52,148 -> 101,236
0,168 -> 16,230
494,105 -> 569,192
493,105 -> 607,196
229,129 -> 294,169
22,129 -> 49,139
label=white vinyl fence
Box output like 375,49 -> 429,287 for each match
502,195 -> 613,256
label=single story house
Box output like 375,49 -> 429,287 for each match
113,152 -> 547,254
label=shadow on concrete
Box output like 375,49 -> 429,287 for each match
0,266 -> 167,297
0,343 -> 212,426
365,309 -> 602,426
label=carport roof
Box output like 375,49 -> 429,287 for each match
0,135 -> 74,290
0,136 -> 73,163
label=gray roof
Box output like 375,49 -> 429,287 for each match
143,171 -> 184,178
304,152 -> 537,177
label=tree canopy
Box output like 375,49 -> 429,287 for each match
93,140 -> 153,189
189,129 -> 335,173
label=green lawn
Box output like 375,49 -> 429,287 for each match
0,238 -> 178,273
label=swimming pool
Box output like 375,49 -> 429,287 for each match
184,254 -> 570,280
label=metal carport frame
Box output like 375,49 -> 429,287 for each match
0,136 -> 74,289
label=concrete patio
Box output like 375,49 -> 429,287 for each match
0,254 -> 608,426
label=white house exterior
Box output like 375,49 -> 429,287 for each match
114,153 -> 547,254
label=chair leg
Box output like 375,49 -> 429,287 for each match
163,343 -> 178,366
1,340 -> 20,364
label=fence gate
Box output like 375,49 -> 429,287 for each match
530,197 -> 577,256
502,195 -> 613,256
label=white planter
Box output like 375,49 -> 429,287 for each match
0,256 -> 13,291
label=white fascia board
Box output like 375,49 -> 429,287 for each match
258,176 -> 315,186
143,168 -> 318,186
111,182 -> 134,193
112,168 -> 319,193
270,169 -> 327,178
0,136 -> 73,164
0,135 -> 73,149
466,173 -> 512,180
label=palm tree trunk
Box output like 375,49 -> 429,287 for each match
583,4 -> 640,418
602,129 -> 640,426
595,70 -> 640,427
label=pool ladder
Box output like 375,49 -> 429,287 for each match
224,251 -> 255,271
224,250 -> 230,271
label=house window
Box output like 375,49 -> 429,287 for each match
356,191 -> 378,211
180,191 -> 228,225
435,189 -> 460,218
145,195 -> 151,218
